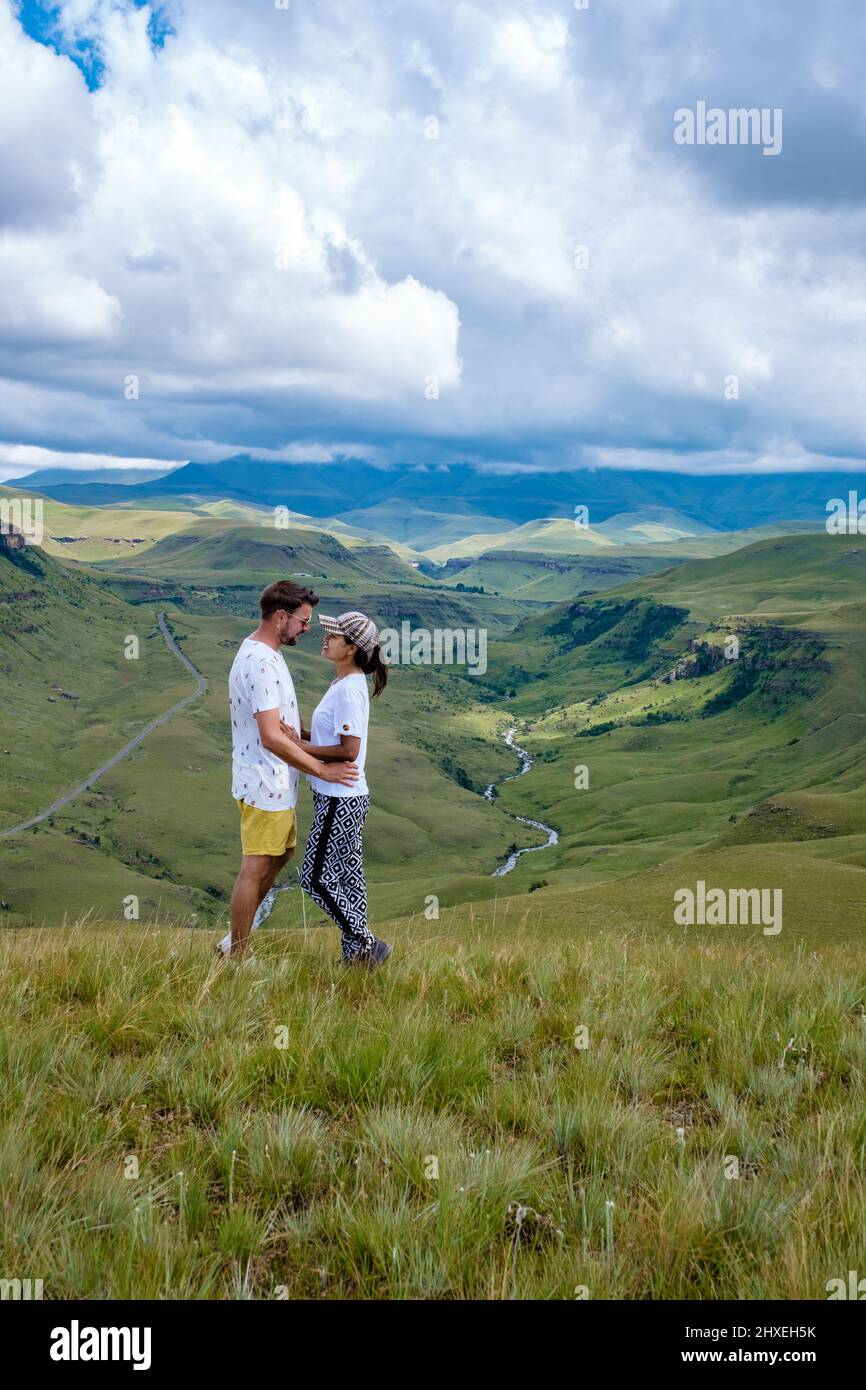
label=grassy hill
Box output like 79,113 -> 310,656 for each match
91,524 -> 405,587
90,521 -> 536,638
0,540 -> 225,923
5,527 -> 866,932
0,540 -> 189,827
610,532 -> 866,618
456,534 -> 866,904
2,506 -> 866,1303
0,483 -> 212,563
0,485 -> 434,575
425,517 -> 826,562
0,913 -> 862,1298
430,549 -> 688,600
422,520 -> 829,605
339,501 -> 510,550
0,558 -> 539,928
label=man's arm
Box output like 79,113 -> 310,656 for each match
256,709 -> 359,785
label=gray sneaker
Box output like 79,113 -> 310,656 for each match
370,938 -> 392,966
344,937 -> 392,968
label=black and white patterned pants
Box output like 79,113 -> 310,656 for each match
299,792 -> 375,960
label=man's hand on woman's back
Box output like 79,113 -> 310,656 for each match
318,761 -> 360,786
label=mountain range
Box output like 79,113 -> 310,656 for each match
10,457 -> 866,535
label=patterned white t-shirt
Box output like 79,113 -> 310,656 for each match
229,637 -> 300,809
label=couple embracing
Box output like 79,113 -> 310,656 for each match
218,580 -> 391,967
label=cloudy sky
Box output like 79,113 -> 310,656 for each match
2,0 -> 866,480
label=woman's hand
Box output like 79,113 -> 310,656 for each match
280,719 -> 302,744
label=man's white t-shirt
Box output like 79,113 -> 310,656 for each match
229,637 -> 300,809
308,672 -> 369,798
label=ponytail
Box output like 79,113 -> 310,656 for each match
355,643 -> 389,697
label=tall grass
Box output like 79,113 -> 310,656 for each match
1,922 -> 864,1299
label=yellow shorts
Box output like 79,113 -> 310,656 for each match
235,800 -> 297,857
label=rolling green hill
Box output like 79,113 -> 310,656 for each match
422,519 -> 829,602
461,534 -> 866,911
92,524 -> 402,587
0,483 -> 213,563
0,539 -> 190,826
90,520 -> 536,636
0,537 -> 539,927
610,532 -> 866,618
430,549 -> 688,600
3,470 -> 865,1305
3,914 -> 864,1299
339,501 -> 510,549
0,486 -> 434,576
3,520 -> 866,943
0,539 -> 230,924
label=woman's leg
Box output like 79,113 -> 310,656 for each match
299,793 -> 374,959
336,800 -> 371,961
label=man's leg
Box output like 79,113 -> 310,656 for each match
220,849 -> 293,957
230,854 -> 278,955
258,847 -> 293,902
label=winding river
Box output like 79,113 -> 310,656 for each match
485,727 -> 559,877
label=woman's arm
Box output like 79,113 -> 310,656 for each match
280,721 -> 360,761
256,710 -> 359,785
279,717 -> 359,762
301,733 -> 361,762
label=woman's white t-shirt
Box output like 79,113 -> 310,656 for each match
307,672 -> 370,798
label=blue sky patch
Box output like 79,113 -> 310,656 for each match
15,0 -> 174,90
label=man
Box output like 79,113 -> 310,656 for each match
221,580 -> 358,958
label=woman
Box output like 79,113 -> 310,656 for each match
295,610 -> 391,967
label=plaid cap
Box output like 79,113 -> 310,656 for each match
318,610 -> 379,654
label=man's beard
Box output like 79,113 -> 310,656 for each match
282,633 -> 298,646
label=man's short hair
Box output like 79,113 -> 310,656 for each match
259,580 -> 319,619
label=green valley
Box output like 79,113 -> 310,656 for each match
2,493 -> 865,950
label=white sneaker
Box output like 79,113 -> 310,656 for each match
215,942 -> 257,966
217,883 -> 291,955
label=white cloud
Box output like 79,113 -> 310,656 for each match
0,3 -> 98,228
0,444 -> 179,482
0,0 -> 461,458
3,0 -> 866,472
584,441 -> 866,474
493,15 -> 569,88
0,252 -> 121,345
